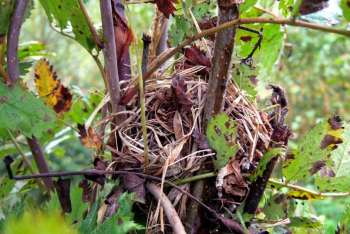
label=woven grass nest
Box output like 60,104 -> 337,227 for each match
106,60 -> 276,204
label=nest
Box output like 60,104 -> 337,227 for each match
107,63 -> 273,202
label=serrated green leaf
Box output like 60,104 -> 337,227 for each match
340,0 -> 350,21
233,63 -> 258,100
206,113 -> 238,169
0,82 -> 56,139
38,0 -> 95,51
169,15 -> 192,46
249,148 -> 284,181
283,119 -> 343,181
315,124 -> 350,192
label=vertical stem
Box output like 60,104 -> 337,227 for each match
26,136 -> 54,192
202,3 -> 239,127
7,0 -> 29,85
100,0 -> 121,113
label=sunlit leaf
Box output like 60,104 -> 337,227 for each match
4,210 -> 78,234
34,58 -> 72,114
287,190 -> 324,200
206,113 -> 238,169
0,81 -> 56,139
289,216 -> 322,229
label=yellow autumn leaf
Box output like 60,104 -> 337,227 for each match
287,190 -> 324,200
34,58 -> 72,114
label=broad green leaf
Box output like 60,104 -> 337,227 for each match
340,0 -> 350,21
4,210 -> 78,234
18,41 -> 47,61
236,24 -> 283,71
283,119 -> 343,181
279,0 -> 295,17
38,0 -> 95,51
169,15 -> 192,46
0,82 -> 56,139
206,113 -> 238,169
249,148 -> 284,181
233,63 -> 258,101
315,124 -> 350,192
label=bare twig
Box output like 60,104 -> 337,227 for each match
121,16 -> 350,104
78,0 -> 103,48
26,136 -> 54,192
146,183 -> 186,234
100,0 -> 120,113
6,0 -> 29,85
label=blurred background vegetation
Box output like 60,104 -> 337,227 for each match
1,0 -> 350,232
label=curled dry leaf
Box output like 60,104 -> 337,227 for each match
154,0 -> 177,18
171,75 -> 193,107
77,124 -> 103,149
113,1 -> 133,81
54,178 -> 72,213
299,0 -> 329,15
34,58 -> 72,114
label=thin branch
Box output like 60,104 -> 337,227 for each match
121,16 -> 350,104
7,130 -> 33,172
100,0 -> 120,113
6,0 -> 29,85
78,0 -> 103,48
146,183 -> 186,234
268,178 -> 350,198
26,136 -> 54,192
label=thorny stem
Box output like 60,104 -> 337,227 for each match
100,0 -> 121,114
6,0 -> 29,85
78,0 -> 103,48
121,16 -> 350,104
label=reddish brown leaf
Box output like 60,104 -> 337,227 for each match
240,35 -> 252,42
79,179 -> 93,203
154,0 -> 177,18
122,174 -> 145,203
113,1 -> 133,81
171,75 -> 192,107
77,124 -> 103,149
328,116 -> 343,130
183,46 -> 211,67
54,178 -> 72,213
309,160 -> 326,175
299,0 -> 329,15
105,186 -> 124,217
192,129 -> 209,150
320,134 -> 343,149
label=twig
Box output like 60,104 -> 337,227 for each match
26,136 -> 54,192
78,0 -> 103,48
268,178 -> 350,198
100,0 -> 120,113
146,183 -> 186,234
121,16 -> 350,104
175,172 -> 216,185
6,0 -> 29,85
7,130 -> 33,172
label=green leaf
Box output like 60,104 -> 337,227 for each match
338,205 -> 350,233
233,63 -> 258,100
289,216 -> 322,229
315,124 -> 350,192
4,210 -> 78,234
278,0 -> 295,17
169,15 -> 192,46
79,201 -> 99,233
38,0 -> 95,51
0,0 -> 15,35
240,0 -> 258,13
249,148 -> 284,181
340,0 -> 350,21
18,41 -> 48,61
0,82 -> 56,139
263,193 -> 289,220
206,113 -> 238,169
283,119 -> 343,181
236,24 -> 283,71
